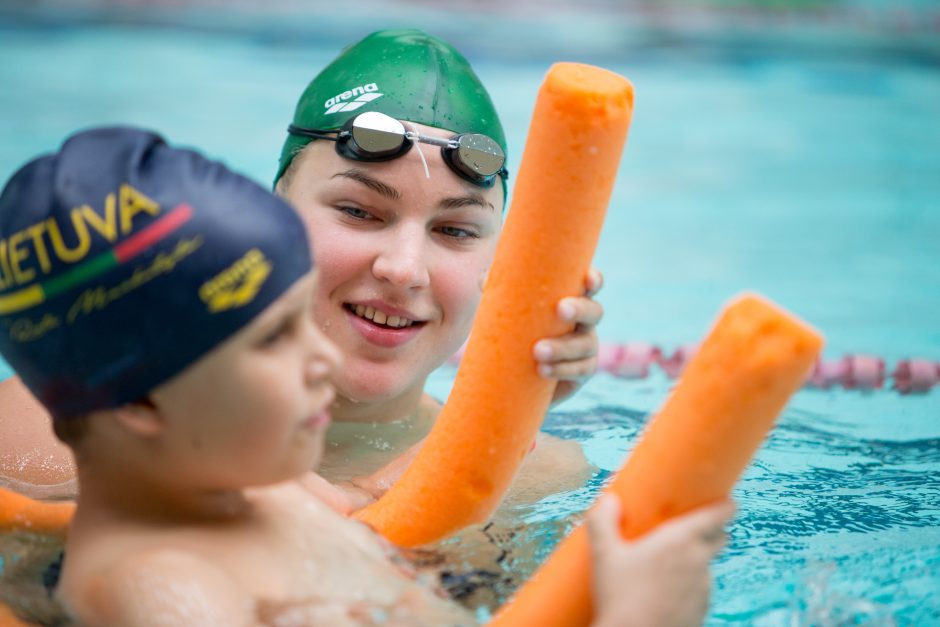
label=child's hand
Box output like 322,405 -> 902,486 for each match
587,494 -> 735,627
534,268 -> 604,406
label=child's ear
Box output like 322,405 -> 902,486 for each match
113,397 -> 165,438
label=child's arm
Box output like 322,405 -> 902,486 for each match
299,441 -> 422,514
298,471 -> 375,514
300,442 -> 425,515
341,439 -> 423,502
587,494 -> 734,627
321,432 -> 577,514
78,550 -> 256,627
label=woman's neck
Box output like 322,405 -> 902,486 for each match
330,383 -> 432,424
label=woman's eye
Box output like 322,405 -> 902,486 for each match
338,205 -> 373,220
438,225 -> 480,240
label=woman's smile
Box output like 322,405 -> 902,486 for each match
343,300 -> 428,348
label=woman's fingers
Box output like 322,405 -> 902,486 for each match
535,330 -> 598,364
585,267 -> 604,297
558,296 -> 604,328
537,269 -> 605,405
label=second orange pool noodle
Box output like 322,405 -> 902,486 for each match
0,486 -> 73,537
0,602 -> 37,627
491,294 -> 824,626
357,63 -> 634,546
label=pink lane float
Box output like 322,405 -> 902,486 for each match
449,343 -> 940,394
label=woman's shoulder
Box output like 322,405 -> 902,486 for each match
507,433 -> 597,505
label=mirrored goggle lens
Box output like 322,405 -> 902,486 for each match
454,134 -> 505,177
350,111 -> 407,155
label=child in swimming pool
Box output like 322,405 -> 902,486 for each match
0,127 -> 732,627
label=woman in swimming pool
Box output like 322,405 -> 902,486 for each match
273,29 -> 601,505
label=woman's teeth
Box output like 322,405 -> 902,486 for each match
352,304 -> 415,328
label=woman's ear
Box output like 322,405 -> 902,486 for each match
112,397 -> 165,438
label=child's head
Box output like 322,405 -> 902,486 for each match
0,127 -> 340,484
274,30 -> 506,407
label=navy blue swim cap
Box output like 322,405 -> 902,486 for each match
0,127 -> 311,418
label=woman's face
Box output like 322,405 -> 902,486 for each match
282,124 -> 504,407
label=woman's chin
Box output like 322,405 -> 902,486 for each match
335,383 -> 402,405
333,367 -> 423,407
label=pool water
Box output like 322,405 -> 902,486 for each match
2,5 -> 939,625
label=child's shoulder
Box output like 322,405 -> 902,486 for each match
63,547 -> 254,626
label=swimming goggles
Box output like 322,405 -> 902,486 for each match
287,111 -> 508,188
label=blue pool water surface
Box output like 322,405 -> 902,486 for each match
1,7 -> 938,625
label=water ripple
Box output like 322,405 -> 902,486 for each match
529,405 -> 940,624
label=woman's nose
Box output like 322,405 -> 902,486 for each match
371,225 -> 431,289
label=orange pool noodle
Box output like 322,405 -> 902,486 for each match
357,63 -> 634,546
0,486 -> 73,537
0,603 -> 37,627
491,293 -> 824,627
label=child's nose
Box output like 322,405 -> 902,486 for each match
304,324 -> 343,383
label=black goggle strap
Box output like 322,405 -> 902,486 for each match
287,124 -> 341,142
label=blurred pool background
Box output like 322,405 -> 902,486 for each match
1,0 -> 938,624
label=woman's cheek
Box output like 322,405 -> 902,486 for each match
311,223 -> 369,283
438,255 -> 488,332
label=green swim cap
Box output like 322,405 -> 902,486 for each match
276,29 -> 507,198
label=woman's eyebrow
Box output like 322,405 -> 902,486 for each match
438,194 -> 495,212
331,169 -> 402,200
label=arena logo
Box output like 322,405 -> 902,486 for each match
199,248 -> 272,313
323,83 -> 382,114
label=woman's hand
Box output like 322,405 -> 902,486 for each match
533,268 -> 604,406
588,494 -> 735,627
